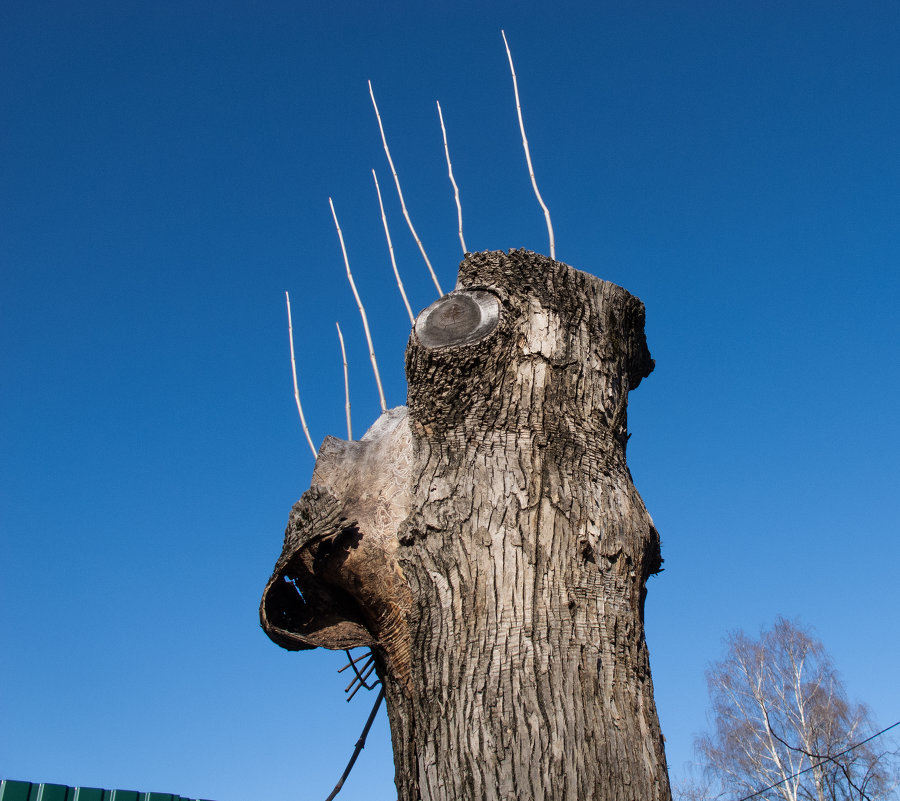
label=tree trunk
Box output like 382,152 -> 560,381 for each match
261,250 -> 671,801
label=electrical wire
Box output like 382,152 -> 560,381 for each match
323,686 -> 386,801
735,719 -> 900,801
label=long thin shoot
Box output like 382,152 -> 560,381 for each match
372,169 -> 415,325
436,100 -> 467,255
368,80 -> 444,296
501,29 -> 555,260
335,321 -> 352,439
285,291 -> 317,460
328,197 -> 388,413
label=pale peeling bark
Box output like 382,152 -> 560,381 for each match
261,250 -> 671,801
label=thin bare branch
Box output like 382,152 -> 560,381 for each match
501,29 -> 555,260
285,291 -> 317,460
336,321 -> 352,440
436,100 -> 467,255
329,197 -> 388,413
372,169 -> 415,325
368,79 -> 444,296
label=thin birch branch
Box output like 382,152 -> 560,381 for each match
285,291 -> 318,460
372,169 -> 415,325
329,197 -> 388,413
335,321 -> 352,440
436,100 -> 467,255
368,79 -> 444,296
501,29 -> 556,260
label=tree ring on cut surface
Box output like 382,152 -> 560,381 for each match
414,290 -> 500,349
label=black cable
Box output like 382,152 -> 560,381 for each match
324,685 -> 386,801
734,719 -> 900,801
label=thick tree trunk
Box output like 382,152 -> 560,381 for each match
261,250 -> 671,801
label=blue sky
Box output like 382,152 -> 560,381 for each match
2,2 -> 898,799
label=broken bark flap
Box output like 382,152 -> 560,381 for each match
260,485 -> 374,651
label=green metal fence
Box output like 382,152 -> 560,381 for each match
0,780 -> 214,801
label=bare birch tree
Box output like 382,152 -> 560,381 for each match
685,617 -> 898,801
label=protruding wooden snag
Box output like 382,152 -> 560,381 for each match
372,169 -> 415,326
285,290 -> 317,460
502,29 -> 556,259
335,321 -> 351,440
436,100 -> 467,255
329,197 -> 388,414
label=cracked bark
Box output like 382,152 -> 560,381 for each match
261,250 -> 671,801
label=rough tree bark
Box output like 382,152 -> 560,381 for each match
260,249 -> 671,801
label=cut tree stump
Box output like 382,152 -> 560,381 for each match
261,249 -> 671,801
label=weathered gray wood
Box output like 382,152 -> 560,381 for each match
414,290 -> 500,348
261,249 -> 670,801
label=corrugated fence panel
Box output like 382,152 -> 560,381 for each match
72,791 -> 104,801
0,781 -> 30,801
34,786 -> 68,801
0,781 -> 214,801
